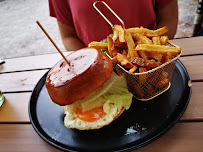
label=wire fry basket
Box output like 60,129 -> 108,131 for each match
115,43 -> 181,101
93,1 -> 182,101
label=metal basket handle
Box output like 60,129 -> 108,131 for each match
93,1 -> 125,29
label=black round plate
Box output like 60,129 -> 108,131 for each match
29,60 -> 191,152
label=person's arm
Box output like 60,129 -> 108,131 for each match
156,0 -> 178,39
57,21 -> 86,51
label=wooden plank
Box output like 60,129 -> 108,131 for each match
0,123 -> 202,152
0,124 -> 61,152
0,82 -> 202,124
180,55 -> 203,81
0,52 -> 71,73
136,122 -> 203,152
169,36 -> 203,56
181,82 -> 203,121
0,93 -> 31,123
0,70 -> 47,92
0,55 -> 202,93
0,37 -> 202,74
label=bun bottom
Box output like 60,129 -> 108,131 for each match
64,104 -> 124,130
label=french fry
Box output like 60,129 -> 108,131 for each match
112,27 -> 119,42
146,84 -> 154,95
122,49 -> 128,56
111,56 -> 118,64
148,68 -> 163,85
139,67 -> 147,84
107,36 -> 113,57
132,83 -> 144,98
128,65 -> 138,74
128,26 -> 168,37
165,52 -> 172,62
152,36 -> 161,45
160,36 -> 169,45
133,33 -> 152,44
155,78 -> 169,89
154,26 -> 168,36
114,25 -> 125,42
116,53 -> 134,70
125,30 -> 139,58
128,27 -> 158,37
129,57 -> 162,68
151,70 -> 169,89
133,33 -> 152,59
161,71 -> 168,79
150,36 -> 163,61
138,51 -> 149,60
114,39 -> 127,50
150,53 -> 163,61
135,44 -> 181,56
88,41 -> 108,49
111,49 -> 119,57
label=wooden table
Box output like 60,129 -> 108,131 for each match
0,36 -> 203,152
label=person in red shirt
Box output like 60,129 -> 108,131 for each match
49,0 -> 178,51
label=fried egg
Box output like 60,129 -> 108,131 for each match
64,101 -> 123,130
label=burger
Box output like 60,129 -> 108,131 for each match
45,47 -> 133,130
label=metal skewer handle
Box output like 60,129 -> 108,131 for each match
93,1 -> 125,29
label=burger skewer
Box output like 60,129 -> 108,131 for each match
36,21 -> 70,65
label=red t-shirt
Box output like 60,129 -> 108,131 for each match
49,0 -> 172,46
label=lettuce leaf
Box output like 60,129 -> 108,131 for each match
65,72 -> 133,112
102,76 -> 133,110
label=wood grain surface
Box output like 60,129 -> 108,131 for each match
0,81 -> 202,123
0,124 -> 61,152
0,93 -> 31,123
180,82 -> 203,121
0,36 -> 202,74
0,52 -> 71,73
137,122 -> 203,152
0,55 -> 202,93
0,70 -> 48,92
169,37 -> 203,56
0,37 -> 202,152
0,55 -> 202,123
0,123 -> 202,152
180,55 -> 203,81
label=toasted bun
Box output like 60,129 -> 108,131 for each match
45,47 -> 113,106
